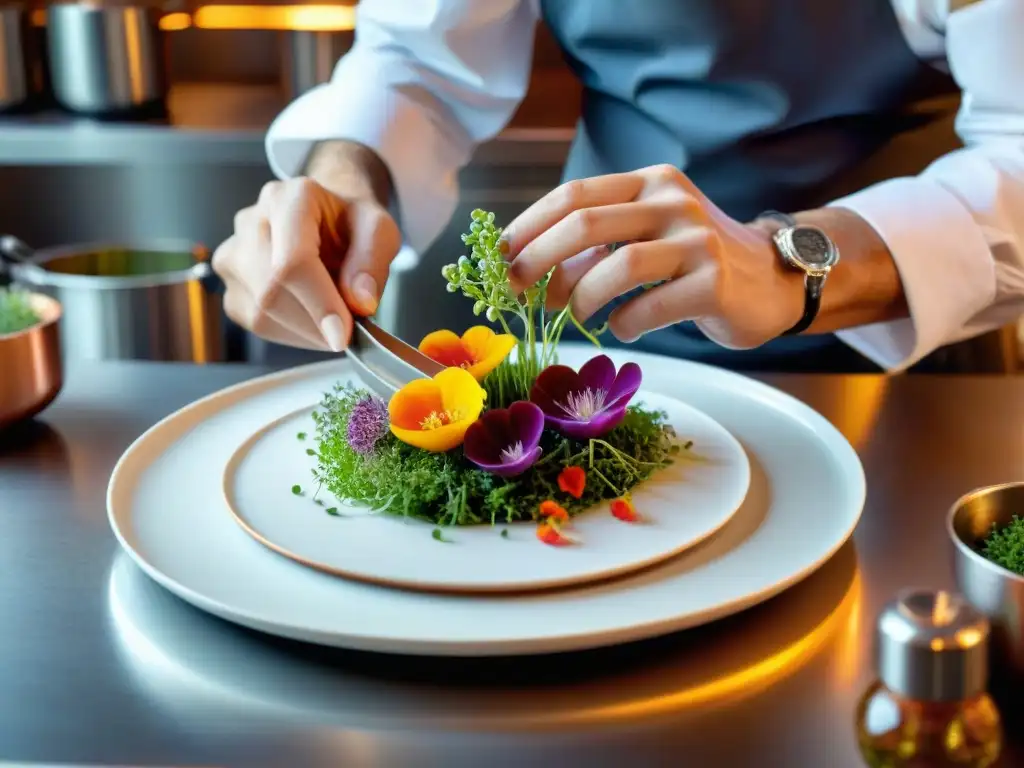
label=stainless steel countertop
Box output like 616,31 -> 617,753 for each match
3,362 -> 1024,767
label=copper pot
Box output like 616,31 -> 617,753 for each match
0,291 -> 63,428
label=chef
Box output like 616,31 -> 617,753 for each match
212,0 -> 1024,373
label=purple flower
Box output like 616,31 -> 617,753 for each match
346,395 -> 389,455
463,401 -> 544,477
530,355 -> 642,440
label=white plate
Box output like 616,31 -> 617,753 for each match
107,345 -> 865,656
222,392 -> 750,594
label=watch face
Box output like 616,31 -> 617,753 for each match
791,227 -> 833,266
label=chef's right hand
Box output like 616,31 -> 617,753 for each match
213,163 -> 400,352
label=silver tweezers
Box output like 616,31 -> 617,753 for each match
345,317 -> 445,399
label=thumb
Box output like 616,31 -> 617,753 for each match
338,200 -> 401,316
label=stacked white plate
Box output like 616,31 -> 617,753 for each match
107,345 -> 864,656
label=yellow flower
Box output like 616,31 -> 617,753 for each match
388,367 -> 487,452
419,325 -> 516,382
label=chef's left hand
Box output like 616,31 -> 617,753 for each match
500,164 -> 806,349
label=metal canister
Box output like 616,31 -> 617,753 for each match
46,2 -> 167,117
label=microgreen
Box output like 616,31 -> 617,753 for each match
0,288 -> 40,335
311,383 -> 683,526
500,529 -> 510,539
325,507 -> 341,516
982,516 -> 1024,575
432,528 -> 452,543
291,484 -> 303,496
297,432 -> 307,441
442,209 -> 606,407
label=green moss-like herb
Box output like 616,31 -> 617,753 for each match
0,288 -> 41,335
981,516 -> 1024,575
311,382 -> 682,527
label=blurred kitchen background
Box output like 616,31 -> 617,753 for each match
0,0 -> 1018,372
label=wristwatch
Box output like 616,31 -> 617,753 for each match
758,210 -> 840,336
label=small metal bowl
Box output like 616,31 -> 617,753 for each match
0,291 -> 63,429
949,483 -> 1024,675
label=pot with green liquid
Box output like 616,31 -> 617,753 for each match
0,236 -> 225,363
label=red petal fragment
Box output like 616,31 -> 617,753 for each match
539,500 -> 569,521
558,466 -> 587,499
537,523 -> 573,546
611,497 -> 639,522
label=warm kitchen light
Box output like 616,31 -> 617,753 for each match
187,4 -> 355,31
31,6 -> 355,32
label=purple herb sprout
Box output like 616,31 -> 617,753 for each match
346,395 -> 390,455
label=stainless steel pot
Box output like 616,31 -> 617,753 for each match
46,2 -> 167,117
0,291 -> 63,429
0,236 -> 225,363
0,5 -> 34,112
281,29 -> 353,100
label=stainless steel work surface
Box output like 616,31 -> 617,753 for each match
3,362 -> 1024,767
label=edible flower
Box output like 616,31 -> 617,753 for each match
537,522 -> 573,546
388,367 -> 487,452
557,466 -> 586,499
463,401 -> 544,477
419,325 -> 517,382
539,499 -> 569,522
611,496 -> 639,523
530,355 -> 642,440
346,395 -> 390,455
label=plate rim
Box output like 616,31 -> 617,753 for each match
107,349 -> 866,656
220,392 -> 751,596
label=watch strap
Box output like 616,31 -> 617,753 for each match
784,273 -> 824,335
757,210 -> 797,229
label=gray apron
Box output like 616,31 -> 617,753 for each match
541,0 -> 960,372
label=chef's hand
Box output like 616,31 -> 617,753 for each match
212,142 -> 400,351
501,164 -> 905,349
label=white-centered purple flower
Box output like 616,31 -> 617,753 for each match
463,401 -> 544,477
530,355 -> 642,440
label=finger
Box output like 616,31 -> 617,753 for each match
571,229 -> 716,321
545,245 -> 612,310
267,178 -> 353,351
508,198 -> 696,293
338,201 -> 401,316
607,267 -> 719,343
217,217 -> 329,349
224,286 -> 330,351
501,173 -> 645,259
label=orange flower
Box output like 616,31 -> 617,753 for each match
610,497 -> 639,523
419,326 -> 517,382
539,500 -> 569,521
388,367 -> 486,452
557,466 -> 586,499
537,522 -> 573,546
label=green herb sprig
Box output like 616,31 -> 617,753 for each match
0,288 -> 41,335
441,209 -> 605,407
981,516 -> 1024,576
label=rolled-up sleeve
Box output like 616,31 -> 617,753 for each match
833,0 -> 1024,371
265,0 -> 538,256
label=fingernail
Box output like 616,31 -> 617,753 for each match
320,314 -> 347,352
498,233 -> 511,257
352,272 -> 379,314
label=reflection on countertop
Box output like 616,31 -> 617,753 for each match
107,543 -> 861,733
